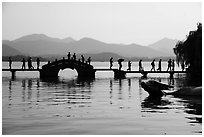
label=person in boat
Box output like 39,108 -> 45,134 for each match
9,57 -> 12,69
157,59 -> 162,71
127,60 -> 132,71
21,58 -> 26,69
150,59 -> 156,71
139,59 -> 143,71
110,57 -> 113,69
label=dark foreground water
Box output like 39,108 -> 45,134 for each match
2,62 -> 202,135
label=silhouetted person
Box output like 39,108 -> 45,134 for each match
67,52 -> 71,60
139,59 -> 143,71
55,59 -> 58,62
62,57 -> 65,65
37,58 -> 40,69
81,55 -> 85,63
28,57 -> 34,69
48,61 -> 50,64
78,59 -> 81,63
181,61 -> 185,71
21,58 -> 26,69
167,59 -> 172,71
171,59 -> 175,71
73,53 -> 76,61
157,59 -> 162,71
110,57 -> 113,69
87,57 -> 91,65
127,60 -> 132,71
118,60 -> 123,70
9,57 -> 12,69
150,59 -> 156,71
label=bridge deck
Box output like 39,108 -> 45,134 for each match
124,70 -> 186,73
2,69 -> 42,71
94,69 -> 186,73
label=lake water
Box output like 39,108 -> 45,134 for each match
2,61 -> 202,135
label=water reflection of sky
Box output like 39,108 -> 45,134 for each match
2,76 -> 202,134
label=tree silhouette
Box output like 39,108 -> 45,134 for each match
174,23 -> 202,77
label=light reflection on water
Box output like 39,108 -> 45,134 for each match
2,62 -> 202,135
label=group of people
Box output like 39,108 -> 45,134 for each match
67,52 -> 91,65
109,57 -> 181,71
8,57 -> 40,69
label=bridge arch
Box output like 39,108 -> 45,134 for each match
40,59 -> 95,78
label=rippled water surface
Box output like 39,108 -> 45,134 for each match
2,62 -> 202,135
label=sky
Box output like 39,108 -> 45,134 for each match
2,2 -> 202,45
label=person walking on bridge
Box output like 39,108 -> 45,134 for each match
9,57 -> 12,69
110,57 -> 113,69
167,59 -> 172,71
72,53 -> 76,61
87,57 -> 91,65
28,57 -> 34,69
21,58 -> 26,69
157,59 -> 162,71
117,59 -> 124,70
171,59 -> 175,71
67,52 -> 71,60
150,59 -> 156,71
127,60 -> 132,71
37,58 -> 40,69
139,59 -> 143,71
81,55 -> 85,63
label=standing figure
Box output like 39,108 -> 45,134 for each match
87,57 -> 91,65
81,55 -> 85,63
167,59 -> 172,71
28,57 -> 34,69
110,57 -> 113,69
157,59 -> 162,71
150,59 -> 156,71
73,53 -> 76,61
37,58 -> 40,69
22,58 -> 26,69
67,52 -> 71,60
9,57 -> 12,69
171,59 -> 175,71
118,60 -> 123,70
181,61 -> 185,71
127,60 -> 132,71
139,59 -> 143,71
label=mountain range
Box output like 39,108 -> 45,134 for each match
2,34 -> 178,58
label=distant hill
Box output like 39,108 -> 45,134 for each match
148,37 -> 178,56
3,34 -> 175,58
2,44 -> 23,56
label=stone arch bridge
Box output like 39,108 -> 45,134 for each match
40,59 -> 95,78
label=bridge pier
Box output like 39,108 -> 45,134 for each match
114,70 -> 126,79
78,70 -> 95,78
169,72 -> 174,79
39,69 -> 59,78
11,70 -> 16,79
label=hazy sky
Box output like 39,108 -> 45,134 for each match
2,2 -> 202,45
